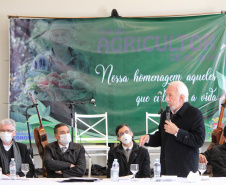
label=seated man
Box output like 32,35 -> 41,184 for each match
43,123 -> 86,178
0,118 -> 35,177
107,124 -> 151,178
199,126 -> 226,177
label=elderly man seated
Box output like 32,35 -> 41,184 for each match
0,118 -> 35,177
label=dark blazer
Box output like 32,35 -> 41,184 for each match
43,141 -> 86,178
0,140 -> 35,178
17,142 -> 35,177
146,102 -> 205,177
203,143 -> 226,177
107,140 -> 151,178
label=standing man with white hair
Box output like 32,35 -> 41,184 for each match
0,118 -> 35,177
139,81 -> 205,177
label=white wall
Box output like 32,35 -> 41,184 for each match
1,0 -> 225,170
1,0 -> 226,119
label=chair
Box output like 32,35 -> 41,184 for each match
74,112 -> 110,177
146,112 -> 160,135
145,112 -> 161,165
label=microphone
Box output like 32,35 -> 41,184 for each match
158,91 -> 163,114
166,106 -> 171,121
91,99 -> 96,107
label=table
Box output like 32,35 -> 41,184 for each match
0,177 -> 226,185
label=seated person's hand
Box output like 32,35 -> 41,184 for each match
199,154 -> 208,163
55,171 -> 62,174
70,164 -> 75,168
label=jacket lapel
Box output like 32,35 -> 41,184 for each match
129,142 -> 139,164
53,142 -> 63,156
116,143 -> 128,165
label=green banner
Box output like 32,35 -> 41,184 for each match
9,14 -> 226,143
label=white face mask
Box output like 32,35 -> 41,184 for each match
0,132 -> 13,144
120,134 -> 132,145
59,133 -> 71,146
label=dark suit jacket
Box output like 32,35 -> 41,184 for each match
146,102 -> 205,177
0,140 -> 35,178
17,142 -> 35,177
203,143 -> 226,177
107,141 -> 151,178
43,141 -> 86,178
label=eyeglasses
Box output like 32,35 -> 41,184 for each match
0,129 -> 15,133
58,130 -> 70,135
118,130 -> 130,137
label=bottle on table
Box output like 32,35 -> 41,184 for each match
153,158 -> 161,181
10,158 -> 16,180
111,159 -> 119,182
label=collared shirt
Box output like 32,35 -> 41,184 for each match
58,143 -> 69,151
122,142 -> 133,151
172,105 -> 182,115
122,143 -> 133,162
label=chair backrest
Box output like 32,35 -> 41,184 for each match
75,112 -> 108,146
146,112 -> 161,134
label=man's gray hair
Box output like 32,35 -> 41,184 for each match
0,118 -> 16,131
169,81 -> 189,102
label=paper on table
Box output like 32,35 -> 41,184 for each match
2,174 -> 10,180
201,176 -> 210,181
119,175 -> 133,180
187,171 -> 201,182
59,177 -> 101,183
161,175 -> 177,181
1,174 -> 24,180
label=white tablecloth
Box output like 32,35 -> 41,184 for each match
0,177 -> 226,185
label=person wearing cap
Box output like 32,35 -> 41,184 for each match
199,126 -> 226,177
29,20 -> 94,124
31,20 -> 90,74
107,124 -> 151,178
0,118 -> 35,177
